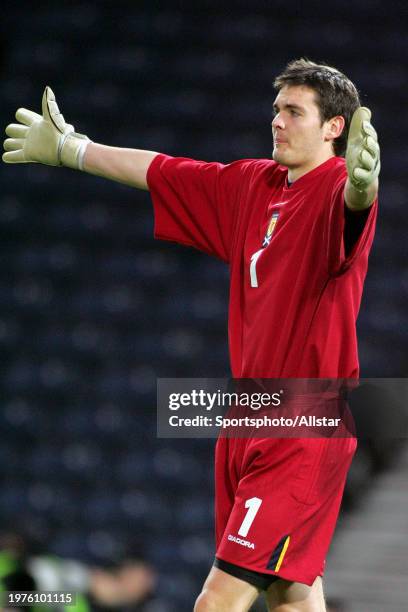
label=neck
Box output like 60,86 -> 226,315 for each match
287,151 -> 335,183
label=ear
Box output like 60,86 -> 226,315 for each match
324,115 -> 345,142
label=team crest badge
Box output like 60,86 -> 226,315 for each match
262,212 -> 279,248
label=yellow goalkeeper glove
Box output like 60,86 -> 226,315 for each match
2,86 -> 90,170
346,107 -> 380,191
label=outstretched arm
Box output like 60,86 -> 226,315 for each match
83,143 -> 158,190
3,86 -> 158,191
344,106 -> 380,210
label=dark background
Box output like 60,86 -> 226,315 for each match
0,2 -> 407,610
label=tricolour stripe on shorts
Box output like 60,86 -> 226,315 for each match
267,534 -> 291,572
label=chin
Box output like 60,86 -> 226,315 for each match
272,149 -> 288,166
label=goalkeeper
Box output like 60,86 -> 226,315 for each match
3,59 -> 380,612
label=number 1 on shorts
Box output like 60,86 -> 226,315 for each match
238,497 -> 262,537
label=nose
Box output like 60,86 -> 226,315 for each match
272,113 -> 285,130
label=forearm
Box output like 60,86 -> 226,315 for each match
83,143 -> 159,190
344,176 -> 378,211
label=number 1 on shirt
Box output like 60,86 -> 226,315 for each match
250,249 -> 263,287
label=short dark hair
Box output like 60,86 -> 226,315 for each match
274,58 -> 360,156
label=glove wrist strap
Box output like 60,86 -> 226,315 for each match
59,132 -> 91,170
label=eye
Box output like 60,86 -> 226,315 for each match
290,110 -> 299,117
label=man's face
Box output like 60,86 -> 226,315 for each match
271,85 -> 329,171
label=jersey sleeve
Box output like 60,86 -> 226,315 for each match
146,154 -> 252,262
326,169 -> 378,276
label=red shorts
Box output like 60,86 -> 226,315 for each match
215,435 -> 357,586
